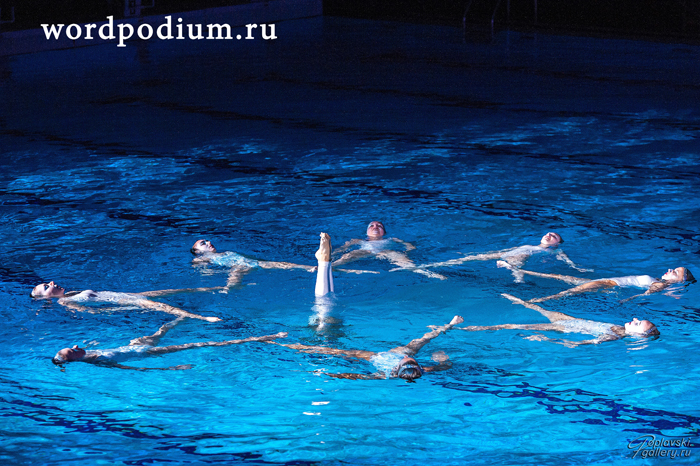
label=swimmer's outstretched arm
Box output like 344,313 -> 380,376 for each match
93,362 -> 194,371
146,331 -> 288,355
523,333 -> 620,347
139,299 -> 222,322
390,238 -> 416,252
496,261 -> 590,285
390,315 -> 464,356
266,341 -> 376,361
129,317 -> 185,347
136,287 -> 226,297
391,250 -> 513,271
421,351 -> 453,373
326,372 -> 386,380
258,260 -> 316,272
225,265 -> 254,290
555,251 -> 594,273
619,282 -> 669,303
333,239 -> 362,256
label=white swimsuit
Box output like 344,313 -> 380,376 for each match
360,239 -> 392,253
88,345 -> 151,363
607,275 -> 658,289
209,252 -> 259,268
500,245 -> 547,259
558,319 -> 618,337
60,290 -> 144,305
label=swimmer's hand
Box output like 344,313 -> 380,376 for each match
574,267 -> 594,273
524,334 -> 549,342
496,260 -> 514,270
171,364 -> 194,370
431,351 -> 449,363
206,316 -> 223,322
388,266 -> 420,272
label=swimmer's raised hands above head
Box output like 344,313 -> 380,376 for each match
31,281 -> 222,322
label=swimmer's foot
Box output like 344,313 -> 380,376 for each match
315,233 -> 332,263
431,351 -> 449,363
450,315 -> 464,326
206,316 -> 223,322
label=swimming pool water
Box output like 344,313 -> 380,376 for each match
1,15 -> 699,465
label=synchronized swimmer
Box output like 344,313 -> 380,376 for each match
400,232 -> 591,280
333,221 -> 446,280
31,281 -> 222,322
455,293 -> 659,348
497,262 -> 695,302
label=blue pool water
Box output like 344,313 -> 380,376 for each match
1,15 -> 700,465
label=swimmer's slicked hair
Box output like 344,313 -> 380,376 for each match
644,325 -> 660,337
398,366 -> 422,381
684,268 -> 696,284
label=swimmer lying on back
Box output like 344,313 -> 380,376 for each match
333,221 -> 446,280
31,281 -> 222,322
52,316 -> 287,370
453,293 -> 659,348
496,262 -> 695,303
397,232 -> 590,281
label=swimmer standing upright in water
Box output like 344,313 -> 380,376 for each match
332,221 -> 446,280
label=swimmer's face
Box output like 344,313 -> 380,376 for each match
366,222 -> 386,239
661,267 -> 687,283
32,281 -> 66,298
625,318 -> 657,335
192,239 -> 216,254
55,345 -> 86,363
540,232 -> 562,247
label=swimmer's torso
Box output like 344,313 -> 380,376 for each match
208,252 -> 260,268
359,239 -> 394,254
558,319 -> 618,337
607,275 -> 658,288
500,245 -> 547,259
60,290 -> 145,305
87,345 -> 151,364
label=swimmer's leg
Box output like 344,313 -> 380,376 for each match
316,233 -> 334,297
259,261 -> 316,272
140,299 -> 222,323
332,249 -> 372,267
496,261 -> 590,286
502,293 -> 575,322
389,315 -> 464,357
266,341 -> 375,361
137,287 -> 226,297
528,279 -> 618,303
129,317 -> 185,346
456,323 -> 560,332
146,332 -> 289,355
380,251 -> 447,280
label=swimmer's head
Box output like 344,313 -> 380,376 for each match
392,356 -> 423,381
661,267 -> 695,284
625,318 -> 660,337
366,221 -> 386,239
540,232 -> 563,247
191,239 -> 216,255
31,281 -> 66,299
52,345 -> 86,365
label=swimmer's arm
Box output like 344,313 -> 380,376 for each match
390,238 -> 416,252
555,251 -> 593,273
620,282 -> 668,303
412,250 -> 509,270
422,360 -> 453,373
333,239 -> 362,255
326,372 -> 386,380
57,301 -> 93,313
137,287 -> 226,297
524,334 -> 619,347
97,362 -> 193,371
